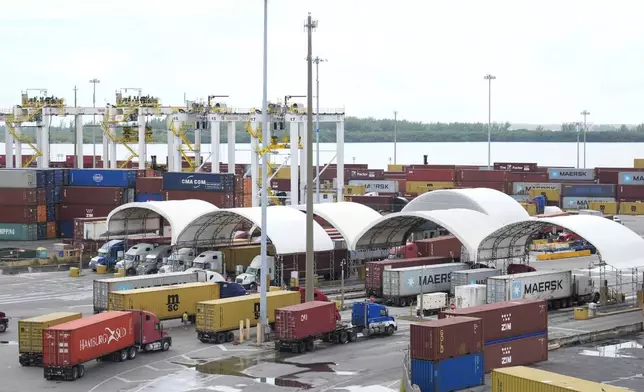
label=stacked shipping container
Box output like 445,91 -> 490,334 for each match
161,172 -> 239,208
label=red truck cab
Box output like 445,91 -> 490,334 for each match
132,310 -> 171,352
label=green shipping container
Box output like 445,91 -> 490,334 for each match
0,223 -> 38,241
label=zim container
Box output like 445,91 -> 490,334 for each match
68,169 -> 136,188
411,353 -> 484,392
163,190 -> 234,208
414,235 -> 462,258
0,206 -> 38,223
61,186 -> 126,205
491,366 -> 632,392
484,332 -> 548,373
59,205 -> 115,220
365,256 -> 452,297
0,188 -> 40,205
19,312 -> 82,354
409,316 -> 483,361
439,299 -> 548,343
274,301 -> 337,341
0,223 -> 38,240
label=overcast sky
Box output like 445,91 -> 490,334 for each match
2,0 -> 643,125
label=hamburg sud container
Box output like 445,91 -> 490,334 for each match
162,172 -> 234,192
365,256 -> 452,297
274,301 -> 337,342
561,184 -> 615,198
414,235 -> 462,258
491,366 -> 632,392
382,263 -> 468,306
449,268 -> 501,295
410,316 -> 483,361
411,352 -> 484,392
0,170 -> 39,188
68,169 -> 136,188
19,312 -> 82,366
440,299 -> 548,343
486,270 -> 573,304
483,331 -> 548,373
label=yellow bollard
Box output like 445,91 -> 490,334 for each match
257,323 -> 262,344
246,318 -> 251,340
239,320 -> 244,343
69,267 -> 80,278
96,264 -> 107,274
574,307 -> 589,320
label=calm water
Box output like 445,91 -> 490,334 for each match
2,142 -> 643,169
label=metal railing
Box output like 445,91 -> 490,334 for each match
402,349 -> 421,392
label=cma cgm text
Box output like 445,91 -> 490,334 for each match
180,179 -> 211,185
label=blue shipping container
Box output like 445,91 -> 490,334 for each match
36,170 -> 46,188
58,220 -> 74,238
135,193 -> 164,202
411,353 -> 484,392
69,169 -> 137,188
162,172 -> 234,192
37,223 -> 47,240
46,204 -> 57,222
562,184 -> 615,198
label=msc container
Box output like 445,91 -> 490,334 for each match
455,284 -> 487,309
0,206 -> 38,223
487,270 -> 573,303
617,184 -> 644,200
196,290 -> 300,343
450,268 -> 501,294
414,235 -> 462,258
108,282 -> 220,320
347,180 -> 399,193
59,204 -> 115,220
365,256 -> 452,297
61,186 -> 126,205
18,312 -> 82,366
68,169 -> 136,188
274,301 -> 337,342
410,316 -> 483,361
411,353 -> 484,392
484,332 -> 548,373
618,172 -> 644,185
163,189 -> 233,208
406,169 -> 456,182
512,182 -> 562,195
491,366 -> 633,392
0,223 -> 38,240
0,170 -> 38,188
0,188 -> 40,205
162,172 -> 234,192
562,184 -> 615,198
458,169 -> 507,182
382,263 -> 468,306
136,177 -> 163,194
440,299 -> 548,343
562,196 -> 615,210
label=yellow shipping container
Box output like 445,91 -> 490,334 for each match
492,366 -> 634,392
196,290 -> 300,342
260,166 -> 291,180
108,282 -> 220,321
344,185 -> 366,195
588,201 -> 618,215
620,201 -> 644,215
19,312 -> 82,362
634,158 -> 644,168
387,164 -> 405,172
520,202 -> 537,216
406,181 -> 456,194
528,188 -> 561,202
220,245 -> 272,275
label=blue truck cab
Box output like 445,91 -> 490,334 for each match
89,240 -> 125,271
351,302 -> 397,336
217,281 -> 248,298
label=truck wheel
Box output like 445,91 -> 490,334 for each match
216,333 -> 226,344
226,332 -> 235,343
127,347 -> 137,360
386,325 -> 395,336
78,365 -> 85,378
291,344 -> 300,354
162,340 -> 170,351
348,330 -> 358,342
249,283 -> 257,292
19,357 -> 28,367
0,323 -> 6,333
126,268 -> 137,276
274,341 -> 281,351
306,339 -> 315,352
119,350 -> 128,362
298,341 -> 306,353
399,298 -> 407,307
71,366 -> 79,381
339,331 -> 349,344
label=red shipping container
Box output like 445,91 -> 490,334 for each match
617,185 -> 644,200
271,179 -> 291,191
0,206 -> 38,223
136,177 -> 163,194
410,316 -> 483,361
483,332 -> 548,373
234,176 -> 244,193
345,195 -> 394,212
407,169 -> 456,182
43,312 -> 135,369
506,172 -> 548,183
61,187 -> 124,206
597,171 -> 619,184
346,169 -> 385,181
383,172 -> 407,180
164,190 -> 233,208
59,205 -> 115,220
0,188 -> 39,206
456,182 -> 507,193
274,301 -> 337,341
493,162 -> 537,172
414,235 -> 462,258
459,169 -> 508,182
439,300 -> 548,343
407,165 -> 456,170
365,256 -> 452,297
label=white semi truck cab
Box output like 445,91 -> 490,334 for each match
116,243 -> 155,275
235,255 -> 274,290
191,251 -> 224,275
158,248 -> 196,273
137,245 -> 173,275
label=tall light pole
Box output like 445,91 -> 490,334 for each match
305,13 -> 318,303
484,74 -> 496,169
313,57 -> 326,203
576,122 -> 580,168
581,110 -> 590,168
89,78 -> 100,168
393,110 -> 398,165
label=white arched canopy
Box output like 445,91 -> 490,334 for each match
351,209 -> 503,260
106,200 -> 218,245
402,188 -> 529,225
477,215 -> 644,269
290,202 -> 382,250
175,206 -> 334,254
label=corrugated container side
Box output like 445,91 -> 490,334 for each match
136,177 -> 163,194
68,169 -> 136,188
0,206 -> 38,223
562,196 -> 615,210
0,170 -> 37,188
365,256 -> 452,297
163,190 -> 233,208
162,172 -> 234,192
61,186 -> 125,205
274,301 -> 337,341
411,353 -> 484,392
414,235 -> 462,258
456,181 -> 507,193
347,180 -> 399,193
506,172 -> 549,183
406,169 -> 456,182
439,299 -> 548,343
561,184 -> 615,198
382,263 -> 468,298
450,268 -> 501,294
410,316 -> 483,361
484,332 -> 548,373
59,205 -> 115,220
617,185 -> 644,199
58,220 -> 74,238
493,162 -> 538,172
491,366 -> 633,392
19,312 -> 82,354
512,182 -> 562,195
0,188 -> 39,205
459,169 -> 508,182
487,270 -> 572,303
0,223 -> 38,240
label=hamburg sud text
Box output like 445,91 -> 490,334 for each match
79,326 -> 129,351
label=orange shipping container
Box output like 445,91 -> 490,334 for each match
46,222 -> 57,239
37,205 -> 47,223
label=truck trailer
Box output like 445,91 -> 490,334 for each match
365,256 -> 453,297
43,310 -> 171,381
382,263 -> 468,306
19,312 -> 82,366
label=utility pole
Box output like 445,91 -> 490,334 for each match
581,110 -> 590,168
484,74 -> 496,169
576,122 -> 580,169
89,78 -> 100,168
313,56 -> 326,203
305,13 -> 318,303
73,85 -> 78,107
73,85 -> 78,160
393,111 -> 398,165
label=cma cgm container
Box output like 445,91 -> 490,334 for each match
450,268 -> 501,295
68,169 -> 136,188
19,312 -> 82,366
108,282 -> 220,321
162,172 -> 234,192
410,316 -> 483,361
414,235 -> 462,258
365,256 -> 452,297
382,263 -> 468,306
491,366 -> 632,392
483,331 -> 548,373
274,301 -> 337,342
0,223 -> 38,241
561,184 -> 615,198
61,186 -> 126,205
196,290 -> 300,343
411,353 -> 484,392
0,170 -> 38,188
440,299 -> 548,343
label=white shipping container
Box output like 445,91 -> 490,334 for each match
486,270 -> 572,303
85,220 -> 108,240
450,268 -> 501,295
512,182 -> 562,195
455,284 -> 487,309
416,292 -> 448,312
348,180 -> 399,193
382,263 -> 468,299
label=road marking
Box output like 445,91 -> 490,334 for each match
217,344 -> 258,352
548,326 -> 589,333
132,373 -> 175,392
144,364 -> 161,371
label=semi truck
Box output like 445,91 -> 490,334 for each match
450,268 -> 501,295
19,312 -> 82,366
43,310 -> 171,381
158,248 -> 196,273
486,270 -> 599,309
136,245 -> 173,275
89,240 -> 125,271
116,243 -> 155,275
382,263 -> 468,306
0,311 -> 7,332
235,255 -> 274,291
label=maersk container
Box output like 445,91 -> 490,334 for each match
455,284 -> 487,309
382,263 -> 468,306
487,270 -> 572,304
561,184 -> 615,198
450,268 -> 501,295
0,170 -> 38,188
68,169 -> 136,188
0,223 -> 38,241
411,353 -> 484,392
491,366 -> 632,392
562,196 -> 615,210
162,172 -> 234,192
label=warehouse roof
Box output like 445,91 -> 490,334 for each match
351,209 -> 503,260
175,206 -> 335,254
477,215 -> 644,269
402,188 -> 529,225
290,202 -> 382,249
106,200 -> 218,245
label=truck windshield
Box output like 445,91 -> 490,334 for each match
193,261 -> 204,268
247,267 -> 259,276
98,249 -> 108,255
124,254 -> 138,261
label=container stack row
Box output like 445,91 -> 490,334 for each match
159,172 -> 241,208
